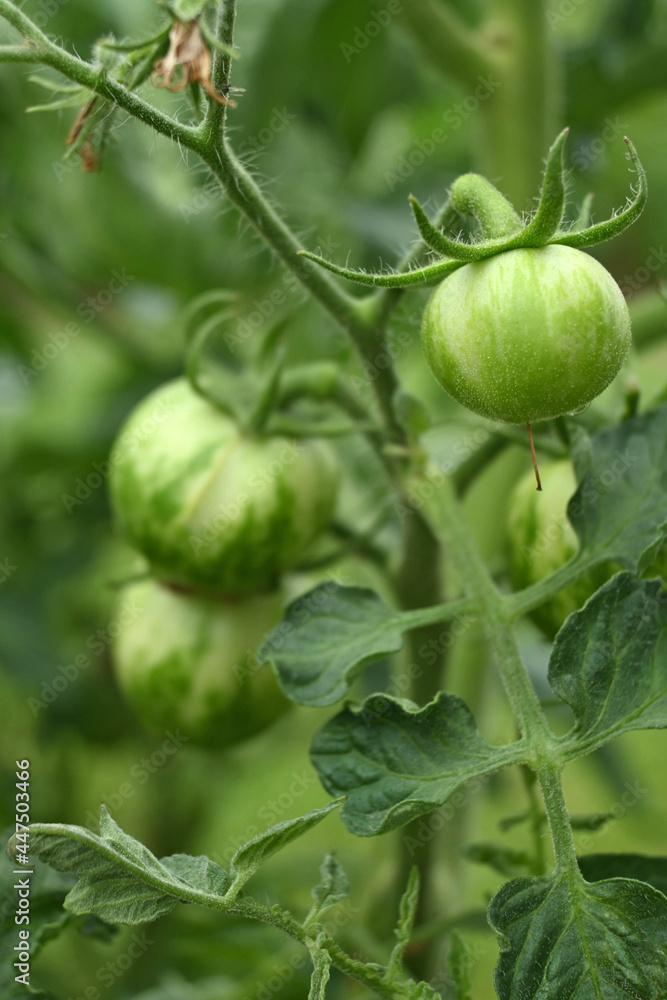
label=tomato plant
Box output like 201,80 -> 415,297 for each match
3,2 -> 667,1000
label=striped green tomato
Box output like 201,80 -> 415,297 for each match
508,460 -> 666,637
109,378 -> 340,595
421,246 -> 631,424
112,579 -> 289,747
507,461 -> 615,637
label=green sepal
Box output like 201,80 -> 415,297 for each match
409,196 -> 480,260
297,250 -> 464,288
299,129 -> 646,290
553,137 -> 647,248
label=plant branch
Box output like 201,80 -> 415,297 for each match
0,3 -> 200,145
203,0 -> 237,144
230,898 -> 411,1000
195,140 -> 403,438
0,42 -> 41,62
503,553 -> 604,622
0,0 -> 404,446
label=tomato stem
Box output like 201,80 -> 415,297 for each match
526,422 -> 542,491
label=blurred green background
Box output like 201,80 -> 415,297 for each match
1,0 -> 667,997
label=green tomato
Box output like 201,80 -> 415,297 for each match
508,460 -> 667,638
421,245 -> 631,424
109,378 -> 340,594
112,579 -> 289,747
506,460 -> 610,637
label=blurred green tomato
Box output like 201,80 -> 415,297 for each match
108,378 -> 340,595
112,579 -> 289,747
506,461 -> 611,637
421,246 -> 631,423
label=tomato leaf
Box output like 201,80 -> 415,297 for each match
579,854 -> 667,898
159,854 -> 230,896
489,872 -> 667,998
260,583 -> 466,707
7,807 -> 230,925
549,573 -> 667,757
310,693 -> 526,835
387,867 -> 420,977
448,930 -> 474,1000
311,854 -> 350,913
228,800 -> 343,897
569,404 -> 667,570
260,585 -> 412,706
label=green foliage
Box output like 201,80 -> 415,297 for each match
309,854 -> 350,917
311,693 -> 525,836
2,0 -> 667,997
489,873 -> 667,998
260,584 -> 464,707
226,800 -> 343,899
551,573 -> 667,756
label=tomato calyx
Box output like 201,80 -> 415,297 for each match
297,129 -> 647,288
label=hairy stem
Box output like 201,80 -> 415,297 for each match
417,471 -> 576,875
231,898 -> 411,1000
206,0 -> 236,141
0,0 -> 402,444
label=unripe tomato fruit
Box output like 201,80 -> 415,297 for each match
112,579 -> 289,747
109,378 -> 340,595
508,460 -> 666,637
507,460 -> 618,637
421,246 -> 631,424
